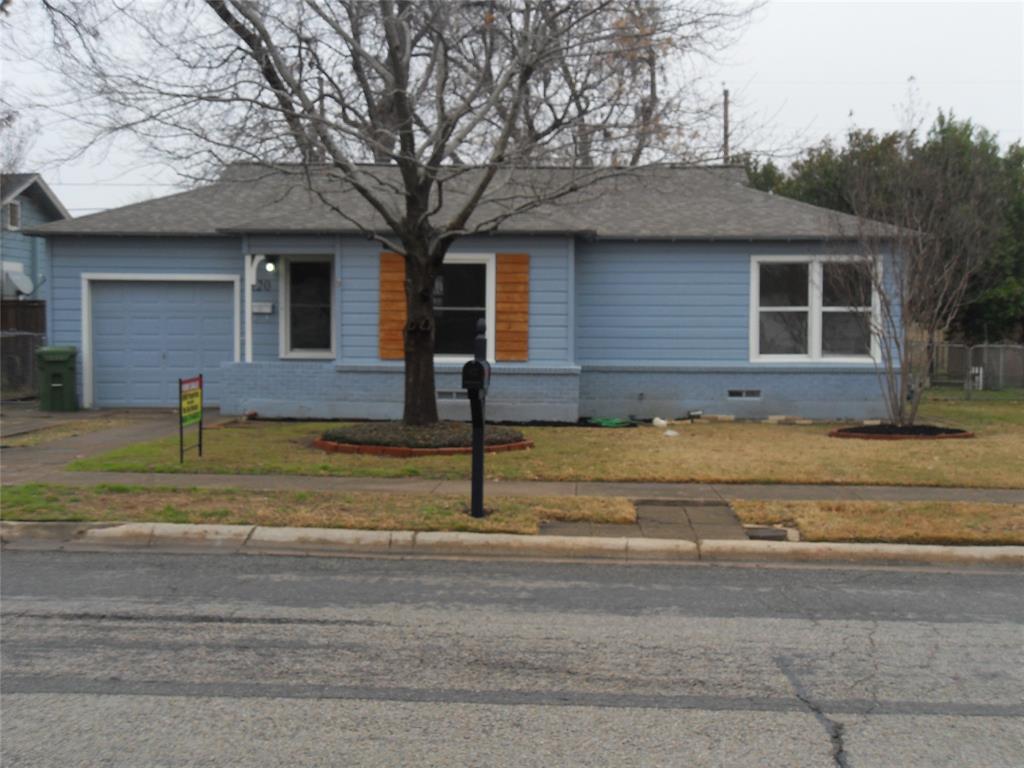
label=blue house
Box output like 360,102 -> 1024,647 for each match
1,173 -> 71,305
29,164 -> 890,420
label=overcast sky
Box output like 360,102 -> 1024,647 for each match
2,0 -> 1021,216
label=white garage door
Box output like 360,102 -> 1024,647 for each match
91,281 -> 235,407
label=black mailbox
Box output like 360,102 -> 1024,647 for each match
462,358 -> 491,394
464,319 -> 489,518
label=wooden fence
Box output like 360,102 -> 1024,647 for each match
1,331 -> 44,399
0,300 -> 46,333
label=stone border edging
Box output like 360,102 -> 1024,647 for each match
312,437 -> 534,457
3,521 -> 1022,567
827,428 -> 975,441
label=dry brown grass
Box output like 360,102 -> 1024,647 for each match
1,483 -> 635,535
735,499 -> 1024,546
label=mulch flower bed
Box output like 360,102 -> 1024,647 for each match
316,421 -> 533,458
829,424 -> 974,441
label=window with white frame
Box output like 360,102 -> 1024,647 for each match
433,254 -> 495,359
752,257 -> 875,361
280,256 -> 333,357
4,201 -> 21,231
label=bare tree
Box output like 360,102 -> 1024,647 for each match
837,117 -> 1006,426
33,0 -> 753,424
0,103 -> 36,173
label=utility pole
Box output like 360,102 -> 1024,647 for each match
722,86 -> 730,164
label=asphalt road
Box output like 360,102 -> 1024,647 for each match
2,551 -> 1022,767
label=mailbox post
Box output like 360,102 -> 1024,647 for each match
462,320 -> 491,518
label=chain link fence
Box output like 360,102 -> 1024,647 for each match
912,342 -> 1024,400
1,331 -> 45,400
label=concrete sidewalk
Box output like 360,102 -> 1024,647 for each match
7,467 -> 1024,504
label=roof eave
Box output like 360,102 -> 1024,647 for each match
23,228 -> 229,238
2,175 -> 72,220
24,227 -> 877,242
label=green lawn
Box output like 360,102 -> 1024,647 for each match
67,397 -> 1024,488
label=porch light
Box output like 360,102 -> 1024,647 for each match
264,257 -> 277,273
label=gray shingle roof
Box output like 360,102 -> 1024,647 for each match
28,164 -> 866,240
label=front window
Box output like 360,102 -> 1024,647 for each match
821,262 -> 872,357
758,262 -> 809,355
433,256 -> 494,359
753,257 -> 875,361
281,257 -> 333,357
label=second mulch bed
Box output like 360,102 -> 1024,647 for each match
830,424 -> 974,440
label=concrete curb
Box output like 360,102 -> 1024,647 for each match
699,539 -> 1024,566
2,521 -> 1021,566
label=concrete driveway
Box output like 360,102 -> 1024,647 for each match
0,402 -> 222,484
0,400 -> 147,438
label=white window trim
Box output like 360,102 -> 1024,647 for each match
80,273 -> 241,409
749,255 -> 880,364
434,252 -> 496,364
5,201 -> 21,231
278,254 -> 336,360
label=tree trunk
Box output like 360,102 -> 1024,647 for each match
402,253 -> 440,425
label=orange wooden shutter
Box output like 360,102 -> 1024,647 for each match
379,252 -> 407,360
495,253 -> 529,361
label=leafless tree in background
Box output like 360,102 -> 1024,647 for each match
838,124 -> 1006,426
30,0 -> 754,424
0,103 -> 36,173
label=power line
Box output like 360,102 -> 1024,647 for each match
53,182 -> 180,187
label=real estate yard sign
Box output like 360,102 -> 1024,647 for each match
179,375 -> 203,463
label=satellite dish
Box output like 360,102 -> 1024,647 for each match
3,269 -> 34,296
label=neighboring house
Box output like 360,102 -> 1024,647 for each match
0,173 -> 72,306
28,164 -> 892,420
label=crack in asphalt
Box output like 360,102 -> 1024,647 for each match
776,656 -> 851,768
2,611 -> 383,627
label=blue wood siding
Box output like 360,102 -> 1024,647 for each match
575,240 -> 884,366
1,195 -> 56,301
576,241 -> 749,363
338,238 -> 380,361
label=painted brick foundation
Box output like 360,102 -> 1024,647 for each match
219,362 -> 581,422
578,366 -> 889,421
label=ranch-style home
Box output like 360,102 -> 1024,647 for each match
29,164 -> 890,421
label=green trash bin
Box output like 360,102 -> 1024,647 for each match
36,346 -> 79,412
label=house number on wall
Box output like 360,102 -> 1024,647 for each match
255,278 -> 272,292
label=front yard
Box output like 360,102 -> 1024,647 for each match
67,397 -> 1024,488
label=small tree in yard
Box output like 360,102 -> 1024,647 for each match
28,0 -> 754,425
839,115 -> 1007,425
